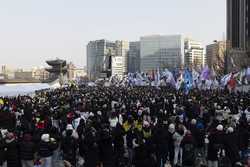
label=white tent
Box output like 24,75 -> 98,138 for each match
0,82 -> 60,97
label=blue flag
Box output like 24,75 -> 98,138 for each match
184,69 -> 193,92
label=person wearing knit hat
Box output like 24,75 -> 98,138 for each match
224,126 -> 241,166
182,130 -> 195,166
61,124 -> 78,167
63,124 -> 79,140
216,124 -> 223,131
66,124 -> 73,131
39,133 -> 54,167
191,119 -> 197,125
168,123 -> 175,134
167,123 -> 176,165
207,123 -> 225,167
41,134 -> 50,142
5,132 -> 19,167
227,127 -> 234,133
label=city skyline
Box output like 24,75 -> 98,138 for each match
0,0 -> 226,68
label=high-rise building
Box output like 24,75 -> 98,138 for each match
140,35 -> 185,72
227,0 -> 250,50
87,39 -> 115,79
226,0 -> 250,72
128,41 -> 140,73
112,41 -> 129,76
206,41 -> 226,75
184,38 -> 205,69
87,39 -> 129,79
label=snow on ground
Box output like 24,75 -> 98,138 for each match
0,82 -> 60,97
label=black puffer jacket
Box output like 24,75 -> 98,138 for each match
38,141 -> 54,158
61,132 -> 78,166
194,128 -> 205,148
224,132 -> 240,165
79,130 -> 99,167
207,131 -> 224,161
6,140 -> 20,167
19,138 -> 35,160
0,137 -> 5,166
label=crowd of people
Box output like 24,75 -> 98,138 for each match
0,84 -> 249,167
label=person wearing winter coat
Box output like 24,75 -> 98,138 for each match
181,130 -> 195,166
19,133 -> 35,167
191,120 -> 206,162
133,136 -> 155,167
238,120 -> 249,158
99,127 -> 115,167
76,119 -> 85,138
5,132 -> 20,167
207,124 -> 224,167
125,124 -> 136,167
111,122 -> 126,167
224,127 -> 241,167
0,132 -> 5,167
167,123 -> 175,166
173,125 -> 185,166
61,126 -> 78,167
38,134 -> 56,167
79,126 -> 100,167
62,124 -> 79,140
153,120 -> 169,167
49,126 -> 60,167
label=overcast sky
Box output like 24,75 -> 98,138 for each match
0,0 -> 226,69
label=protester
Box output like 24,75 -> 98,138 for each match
181,130 -> 195,166
5,132 -> 20,167
61,125 -> 78,167
0,131 -> 5,167
224,127 -> 241,166
0,82 -> 249,167
38,134 -> 56,167
19,133 -> 35,167
207,124 -> 224,167
173,125 -> 185,166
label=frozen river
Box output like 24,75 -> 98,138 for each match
0,82 -> 60,97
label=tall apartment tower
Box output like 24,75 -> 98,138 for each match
227,0 -> 250,50
226,0 -> 250,72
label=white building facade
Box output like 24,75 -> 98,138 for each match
184,38 -> 205,69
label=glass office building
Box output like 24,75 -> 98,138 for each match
140,35 -> 185,72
